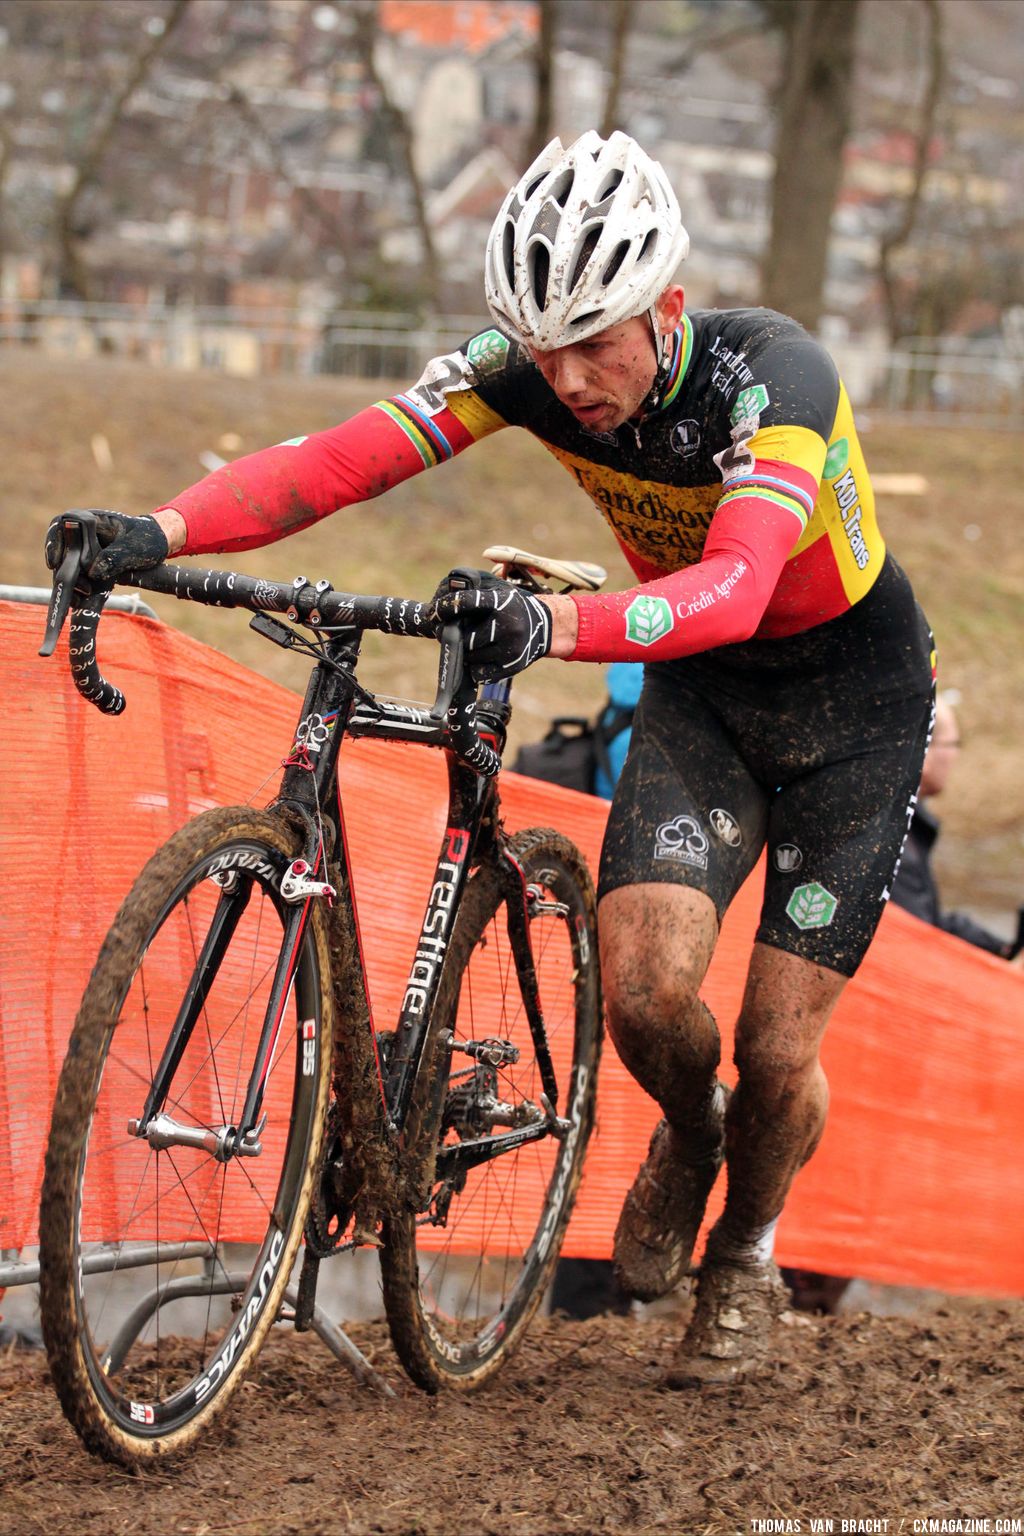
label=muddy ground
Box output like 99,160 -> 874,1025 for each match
2,1293 -> 1022,1536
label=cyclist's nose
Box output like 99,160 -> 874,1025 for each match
548,348 -> 590,399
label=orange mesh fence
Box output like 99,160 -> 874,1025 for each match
2,600 -> 1022,1294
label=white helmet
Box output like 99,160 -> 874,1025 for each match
484,130 -> 688,357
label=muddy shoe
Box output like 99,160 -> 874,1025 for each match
664,1250 -> 789,1387
612,1097 -> 726,1303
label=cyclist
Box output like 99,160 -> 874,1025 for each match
64,130 -> 934,1385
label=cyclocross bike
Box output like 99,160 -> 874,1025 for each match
37,510 -> 604,1466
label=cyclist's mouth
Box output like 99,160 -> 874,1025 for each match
570,401 -> 613,428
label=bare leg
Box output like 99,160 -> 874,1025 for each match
599,883 -> 722,1140
716,942 -> 847,1250
668,944 -> 848,1386
601,885 -> 729,1300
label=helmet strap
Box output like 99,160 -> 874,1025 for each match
642,303 -> 672,413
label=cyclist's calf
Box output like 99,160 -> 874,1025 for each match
599,884 -> 721,1130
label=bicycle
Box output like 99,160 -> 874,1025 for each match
36,511 -> 605,1467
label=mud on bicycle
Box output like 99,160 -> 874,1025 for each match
37,511 -> 604,1466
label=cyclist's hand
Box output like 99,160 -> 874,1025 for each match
430,571 -> 553,682
45,511 -> 169,586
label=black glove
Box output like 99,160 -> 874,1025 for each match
45,510 -> 169,586
430,571 -> 553,682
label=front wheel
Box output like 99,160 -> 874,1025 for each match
39,807 -> 333,1465
381,828 -> 602,1391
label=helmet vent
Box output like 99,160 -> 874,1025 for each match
501,223 -> 516,288
596,169 -> 624,203
638,229 -> 658,264
528,244 -> 550,310
569,227 -> 601,293
568,309 -> 601,332
602,240 -> 631,286
549,168 -> 575,208
524,173 -> 548,201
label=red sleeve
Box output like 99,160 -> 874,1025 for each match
570,483 -> 809,663
157,401 -> 476,555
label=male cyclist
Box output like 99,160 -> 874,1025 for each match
65,131 -> 934,1385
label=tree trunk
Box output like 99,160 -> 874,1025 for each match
528,0 -> 557,162
760,0 -> 861,333
877,0 -> 945,342
600,0 -> 632,137
350,0 -> 440,310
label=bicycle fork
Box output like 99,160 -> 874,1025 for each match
127,877 -> 318,1163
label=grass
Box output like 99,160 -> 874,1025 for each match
1,349 -> 1020,911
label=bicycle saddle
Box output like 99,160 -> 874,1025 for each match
483,545 -> 607,593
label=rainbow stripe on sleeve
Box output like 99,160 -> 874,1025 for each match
373,396 -> 457,468
716,472 -> 814,532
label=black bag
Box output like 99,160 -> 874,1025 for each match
512,708 -> 634,796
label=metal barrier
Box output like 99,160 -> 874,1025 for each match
1,299 -> 1019,426
0,585 -> 158,618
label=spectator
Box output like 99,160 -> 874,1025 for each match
891,697 -> 1021,962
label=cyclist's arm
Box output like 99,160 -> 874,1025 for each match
561,456 -> 818,662
153,396 -> 490,556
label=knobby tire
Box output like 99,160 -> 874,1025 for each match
39,807 -> 333,1465
380,828 -> 602,1392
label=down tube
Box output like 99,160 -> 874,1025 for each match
384,755 -> 486,1130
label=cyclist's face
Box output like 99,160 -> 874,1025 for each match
528,286 -> 684,433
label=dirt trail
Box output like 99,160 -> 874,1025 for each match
2,1298 -> 1022,1536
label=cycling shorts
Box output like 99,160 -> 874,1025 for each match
598,556 -> 935,977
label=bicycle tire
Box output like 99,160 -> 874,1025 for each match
380,827 -> 601,1391
39,806 -> 333,1465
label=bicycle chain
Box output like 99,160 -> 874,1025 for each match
303,1099 -> 353,1258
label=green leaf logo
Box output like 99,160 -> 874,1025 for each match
624,595 -> 674,647
786,882 -> 838,931
823,438 -> 849,479
466,329 -> 510,372
730,384 -> 770,424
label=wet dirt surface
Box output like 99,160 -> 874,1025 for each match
2,1298 -> 1023,1535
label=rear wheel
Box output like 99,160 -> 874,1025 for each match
381,828 -> 601,1391
39,807 -> 333,1465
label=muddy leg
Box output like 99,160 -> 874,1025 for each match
599,883 -> 722,1138
601,885 -> 728,1301
666,944 -> 848,1385
716,942 -> 847,1253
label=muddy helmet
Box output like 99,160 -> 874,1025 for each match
484,130 -> 688,356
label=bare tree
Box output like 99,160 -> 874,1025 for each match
759,0 -> 861,333
223,85 -> 354,254
600,0 -> 633,137
348,0 -> 440,309
877,0 -> 946,342
54,0 -> 192,299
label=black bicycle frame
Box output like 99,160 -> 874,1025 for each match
130,623 -> 565,1169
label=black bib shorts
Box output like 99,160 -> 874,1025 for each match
598,556 -> 935,977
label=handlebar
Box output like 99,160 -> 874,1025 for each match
39,512 -> 502,777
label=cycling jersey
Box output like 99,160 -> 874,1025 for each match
161,309 -> 884,665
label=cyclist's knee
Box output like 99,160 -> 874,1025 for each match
732,1017 -> 829,1119
608,992 -> 722,1093
599,884 -> 716,1007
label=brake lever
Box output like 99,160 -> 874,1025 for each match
430,568 -> 483,725
430,619 -> 467,726
39,511 -> 103,657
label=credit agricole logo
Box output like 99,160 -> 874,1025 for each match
624,594 -> 673,646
